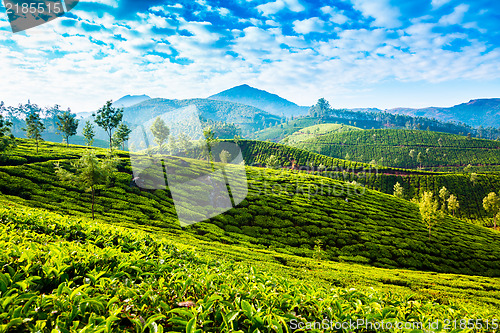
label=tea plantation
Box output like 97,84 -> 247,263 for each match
279,123 -> 361,145
1,201 -> 499,332
289,129 -> 500,171
1,140 -> 500,277
236,140 -> 500,225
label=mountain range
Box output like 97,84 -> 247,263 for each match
353,98 -> 500,128
113,94 -> 151,108
83,85 -> 499,131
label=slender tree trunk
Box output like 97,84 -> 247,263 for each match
91,186 -> 95,220
36,138 -> 39,153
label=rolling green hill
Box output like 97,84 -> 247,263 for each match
238,140 -> 500,225
252,117 -> 323,142
279,123 -> 362,145
1,139 -> 500,278
290,129 -> 500,171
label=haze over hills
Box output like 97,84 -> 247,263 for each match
113,94 -> 151,108
121,97 -> 281,128
354,98 -> 500,128
110,86 -> 499,129
209,84 -> 309,117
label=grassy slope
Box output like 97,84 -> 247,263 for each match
1,201 -> 498,332
238,140 -> 500,224
1,140 -> 500,278
290,129 -> 500,171
279,123 -> 362,145
252,117 -> 322,142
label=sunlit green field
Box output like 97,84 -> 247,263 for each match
0,139 -> 499,331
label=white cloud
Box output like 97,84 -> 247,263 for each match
320,6 -> 349,25
1,0 -> 499,112
265,20 -> 280,27
293,17 -> 325,34
350,0 -> 401,28
431,0 -> 451,9
218,7 -> 231,16
256,0 -> 305,16
438,4 -> 469,25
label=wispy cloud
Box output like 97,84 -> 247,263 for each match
256,0 -> 305,16
350,0 -> 402,28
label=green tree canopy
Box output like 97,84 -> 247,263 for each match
83,121 -> 95,147
112,123 -> 132,150
393,182 -> 404,198
447,194 -> 459,217
416,191 -> 444,240
55,150 -> 117,219
93,101 -> 123,149
150,117 -> 170,149
56,110 -> 79,147
483,192 -> 500,230
0,113 -> 15,154
23,110 -> 45,153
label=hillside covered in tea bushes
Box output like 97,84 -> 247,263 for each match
236,140 -> 500,225
289,129 -> 500,171
1,140 -> 500,278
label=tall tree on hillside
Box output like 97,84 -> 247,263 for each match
463,164 -> 472,174
417,191 -> 444,240
309,98 -> 331,117
219,150 -> 231,164
150,117 -> 170,150
265,154 -> 280,169
23,110 -> 45,153
483,192 -> 500,230
201,126 -> 218,161
203,126 -> 218,145
470,172 -> 478,186
417,152 -> 423,168
93,101 -> 123,149
393,182 -> 404,198
83,121 -> 95,147
55,150 -> 117,220
56,110 -> 79,147
409,149 -> 416,160
112,123 -> 132,150
0,113 -> 15,154
447,195 -> 459,217
439,186 -> 450,211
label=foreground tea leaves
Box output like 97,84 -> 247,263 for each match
0,204 -> 496,332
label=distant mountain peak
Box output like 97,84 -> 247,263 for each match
113,94 -> 151,108
209,84 -> 308,116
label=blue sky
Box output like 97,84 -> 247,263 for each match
0,0 -> 499,113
